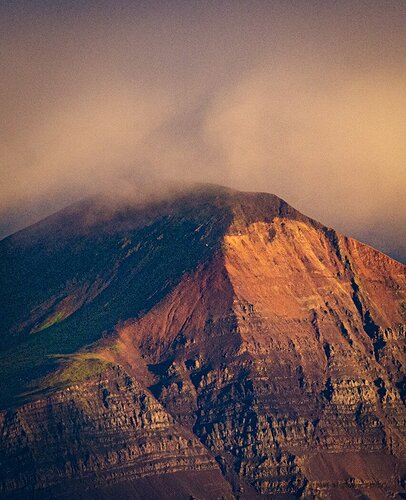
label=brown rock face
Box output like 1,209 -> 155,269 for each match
0,366 -> 233,499
107,214 -> 405,498
0,185 -> 405,498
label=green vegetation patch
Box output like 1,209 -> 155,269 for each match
34,310 -> 69,333
45,355 -> 112,387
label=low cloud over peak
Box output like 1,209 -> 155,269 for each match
1,0 -> 405,261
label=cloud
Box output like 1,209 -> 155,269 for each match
0,1 -> 405,261
203,59 -> 406,216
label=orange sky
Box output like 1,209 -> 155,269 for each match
1,1 -> 405,261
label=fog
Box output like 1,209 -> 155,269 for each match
1,1 -> 405,261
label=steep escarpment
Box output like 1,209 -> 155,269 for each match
0,364 -> 233,499
0,184 -> 405,498
106,209 -> 405,497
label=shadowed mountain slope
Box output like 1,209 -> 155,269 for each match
0,184 -> 405,498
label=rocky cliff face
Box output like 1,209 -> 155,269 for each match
0,185 -> 405,498
0,365 -> 233,499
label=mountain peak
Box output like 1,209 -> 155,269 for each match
0,183 -> 405,498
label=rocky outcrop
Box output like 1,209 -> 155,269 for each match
0,365 -> 233,499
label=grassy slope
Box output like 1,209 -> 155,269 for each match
0,193 -> 233,409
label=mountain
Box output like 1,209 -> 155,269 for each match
0,184 -> 405,499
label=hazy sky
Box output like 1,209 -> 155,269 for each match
1,1 -> 405,261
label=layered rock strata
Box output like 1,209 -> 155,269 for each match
0,366 -> 233,499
